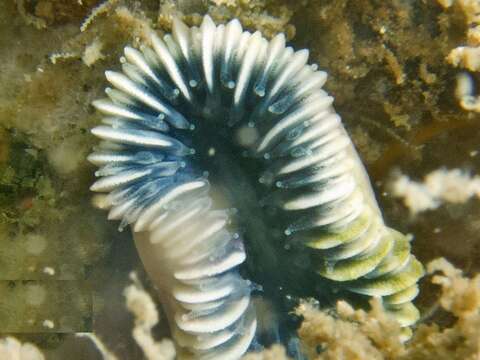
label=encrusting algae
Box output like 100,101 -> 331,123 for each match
0,0 -> 480,358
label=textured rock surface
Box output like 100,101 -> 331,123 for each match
0,0 -> 479,358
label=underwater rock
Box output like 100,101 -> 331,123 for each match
1,0 -> 480,358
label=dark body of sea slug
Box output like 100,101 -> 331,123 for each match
88,15 -> 425,359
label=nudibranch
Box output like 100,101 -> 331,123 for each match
88,15 -> 424,359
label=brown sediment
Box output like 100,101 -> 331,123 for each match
18,0 -> 104,27
370,117 -> 480,179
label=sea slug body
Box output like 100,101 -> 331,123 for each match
88,15 -> 424,359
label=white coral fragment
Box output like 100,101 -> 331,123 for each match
124,273 -> 176,360
81,0 -> 119,32
448,46 -> 480,72
0,337 -> 45,360
391,168 -> 480,214
49,51 -> 79,65
441,0 -> 480,111
455,72 -> 480,112
82,38 -> 105,67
